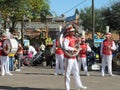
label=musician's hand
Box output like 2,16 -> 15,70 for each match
74,48 -> 78,52
108,45 -> 111,50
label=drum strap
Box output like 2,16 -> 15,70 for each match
2,39 -> 11,56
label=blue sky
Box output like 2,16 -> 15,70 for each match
49,0 -> 117,17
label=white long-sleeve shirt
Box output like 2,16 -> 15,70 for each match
63,38 -> 74,51
86,43 -> 92,52
100,40 -> 116,56
28,45 -> 37,56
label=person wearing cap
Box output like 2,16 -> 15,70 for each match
100,32 -> 116,77
0,33 -> 13,76
63,24 -> 87,90
78,37 -> 91,76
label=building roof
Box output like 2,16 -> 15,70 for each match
65,13 -> 79,22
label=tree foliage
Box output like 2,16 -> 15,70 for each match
101,1 -> 120,36
109,1 -> 120,30
80,7 -> 108,33
0,0 -> 50,33
79,1 -> 120,34
80,7 -> 92,32
0,0 -> 25,31
26,0 -> 50,20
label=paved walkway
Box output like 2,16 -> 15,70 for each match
0,66 -> 120,90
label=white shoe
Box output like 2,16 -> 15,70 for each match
6,73 -> 13,76
110,74 -> 115,77
62,73 -> 65,75
54,73 -> 58,76
101,74 -> 104,77
77,86 -> 87,90
15,69 -> 21,72
86,73 -> 90,76
1,74 -> 5,76
81,86 -> 87,89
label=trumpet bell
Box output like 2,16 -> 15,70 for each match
58,25 -> 81,57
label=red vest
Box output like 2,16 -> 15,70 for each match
64,36 -> 76,59
0,40 -> 8,56
102,39 -> 113,55
55,40 -> 64,55
79,43 -> 87,58
0,41 -> 2,56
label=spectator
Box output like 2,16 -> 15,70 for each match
15,43 -> 23,71
8,53 -> 15,71
117,41 -> 120,52
40,42 -> 45,52
27,45 -> 37,57
44,45 -> 52,67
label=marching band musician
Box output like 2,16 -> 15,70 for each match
0,32 -> 13,76
100,32 -> 116,77
6,28 -> 13,39
6,28 -> 15,71
78,37 -> 91,76
0,39 -> 2,63
51,37 -> 64,75
63,24 -> 87,90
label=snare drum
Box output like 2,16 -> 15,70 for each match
3,39 -> 18,55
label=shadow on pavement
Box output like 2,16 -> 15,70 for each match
24,73 -> 54,76
0,86 -> 66,90
14,72 -> 54,76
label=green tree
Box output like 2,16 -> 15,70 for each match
110,1 -> 120,30
27,0 -> 50,20
101,1 -> 120,38
80,7 -> 105,33
110,1 -> 120,39
0,0 -> 50,33
95,9 -> 106,33
80,7 -> 92,32
101,7 -> 112,29
0,0 -> 29,32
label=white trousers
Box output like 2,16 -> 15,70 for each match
78,57 -> 88,74
65,58 -> 84,90
1,56 -> 11,75
55,54 -> 64,74
101,54 -> 113,75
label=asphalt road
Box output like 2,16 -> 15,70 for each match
0,66 -> 120,90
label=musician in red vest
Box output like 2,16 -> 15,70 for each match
52,38 -> 64,75
63,24 -> 87,90
0,32 -> 13,76
0,39 -> 2,61
78,37 -> 91,76
100,32 -> 116,77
